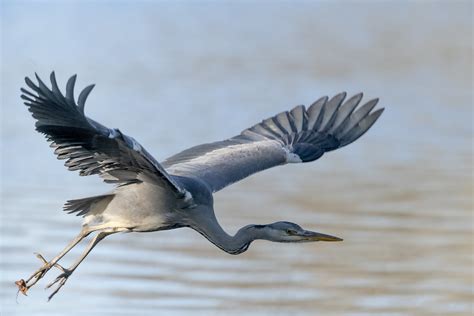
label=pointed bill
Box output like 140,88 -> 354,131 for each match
301,230 -> 343,242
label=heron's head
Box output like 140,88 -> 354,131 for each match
258,221 -> 343,243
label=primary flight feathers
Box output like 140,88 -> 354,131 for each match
21,72 -> 188,198
22,72 -> 384,194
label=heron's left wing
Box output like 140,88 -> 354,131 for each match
163,93 -> 384,192
22,72 -> 189,201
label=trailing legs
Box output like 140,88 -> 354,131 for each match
15,228 -> 113,300
45,231 -> 113,300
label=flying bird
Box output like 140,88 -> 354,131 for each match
16,72 -> 384,300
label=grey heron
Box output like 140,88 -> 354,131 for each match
16,72 -> 384,300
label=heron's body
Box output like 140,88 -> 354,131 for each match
16,72 -> 384,300
82,182 -> 172,233
81,177 -> 210,233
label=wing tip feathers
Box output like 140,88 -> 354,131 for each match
22,72 -> 97,114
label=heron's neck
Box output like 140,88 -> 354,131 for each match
190,213 -> 263,255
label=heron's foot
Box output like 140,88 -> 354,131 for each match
45,269 -> 72,301
15,253 -> 65,297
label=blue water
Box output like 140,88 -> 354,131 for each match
1,1 -> 472,315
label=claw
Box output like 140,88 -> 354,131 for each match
46,275 -> 62,289
46,270 -> 71,301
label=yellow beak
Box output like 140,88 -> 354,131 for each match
301,230 -> 343,242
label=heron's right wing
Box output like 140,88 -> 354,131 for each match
162,93 -> 383,193
22,73 -> 190,202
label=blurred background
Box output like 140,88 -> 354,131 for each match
1,1 -> 472,315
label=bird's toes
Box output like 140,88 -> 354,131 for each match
34,252 -> 48,264
46,271 -> 71,301
52,262 -> 66,272
45,270 -> 70,289
19,269 -> 46,295
25,264 -> 50,287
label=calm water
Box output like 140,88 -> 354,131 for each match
1,2 -> 472,315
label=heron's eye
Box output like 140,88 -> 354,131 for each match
286,229 -> 296,235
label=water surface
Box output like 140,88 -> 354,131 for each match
1,1 -> 472,315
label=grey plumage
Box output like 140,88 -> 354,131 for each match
64,194 -> 114,217
22,72 -> 188,198
17,72 -> 384,300
163,89 -> 383,192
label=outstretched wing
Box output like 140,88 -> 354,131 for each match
22,72 -> 189,200
162,92 -> 384,192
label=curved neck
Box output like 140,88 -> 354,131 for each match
189,212 -> 263,255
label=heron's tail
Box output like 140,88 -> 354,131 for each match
241,92 -> 384,162
63,194 -> 114,217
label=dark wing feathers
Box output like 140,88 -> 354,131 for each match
241,92 -> 384,159
163,92 -> 384,192
23,73 -> 384,197
318,92 -> 346,133
22,72 -> 188,199
306,96 -> 327,130
329,93 -> 362,135
340,108 -> 384,147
